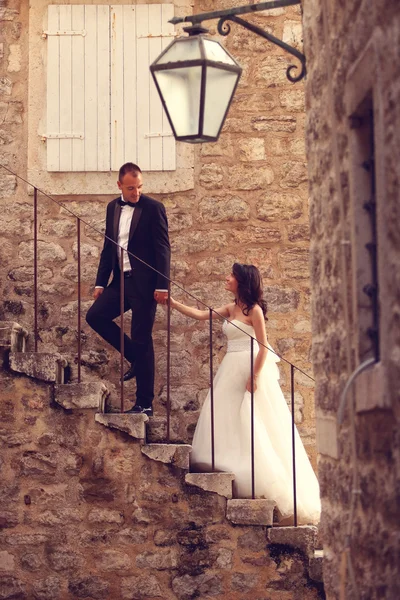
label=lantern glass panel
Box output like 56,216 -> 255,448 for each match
155,66 -> 202,136
203,66 -> 239,137
155,37 -> 202,65
203,39 -> 237,65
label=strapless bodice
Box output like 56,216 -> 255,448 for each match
223,319 -> 279,362
223,319 -> 257,352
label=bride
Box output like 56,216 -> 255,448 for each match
169,263 -> 321,524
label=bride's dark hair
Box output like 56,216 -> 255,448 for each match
232,263 -> 268,319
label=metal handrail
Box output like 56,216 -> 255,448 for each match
0,163 -> 314,379
1,163 -> 316,524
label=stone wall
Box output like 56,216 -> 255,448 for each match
302,0 -> 400,598
0,1 -> 315,457
0,362 -> 324,600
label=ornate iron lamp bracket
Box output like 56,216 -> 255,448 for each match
170,0 -> 306,83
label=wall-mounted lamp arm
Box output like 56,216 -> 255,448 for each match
169,0 -> 305,82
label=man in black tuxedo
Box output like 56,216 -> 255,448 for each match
86,162 -> 170,416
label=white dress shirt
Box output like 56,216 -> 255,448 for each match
118,201 -> 135,272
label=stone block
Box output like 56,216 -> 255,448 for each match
199,196 -> 250,223
121,575 -> 162,599
0,431 -> 32,448
0,77 -> 12,95
47,548 -> 84,572
0,9 -> 19,21
7,45 -> 21,72
0,551 -> 15,572
136,549 -> 178,570
88,508 -> 124,524
309,550 -> 323,582
0,577 -> 26,599
237,528 -> 268,552
54,382 -> 109,411
0,511 -> 18,528
68,576 -> 109,599
226,499 -> 275,525
257,192 -> 303,222
252,115 -> 297,133
141,443 -> 191,470
267,525 -> 318,558
231,572 -> 258,592
185,473 -> 234,499
153,529 -> 176,547
0,173 -> 17,197
96,550 -> 132,571
214,547 -> 233,569
264,286 -> 300,313
32,576 -> 61,600
172,573 -> 222,599
9,352 -> 68,383
94,413 -> 148,440
18,240 -> 66,264
226,165 -> 274,190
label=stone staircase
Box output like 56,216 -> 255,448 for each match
0,320 -> 323,586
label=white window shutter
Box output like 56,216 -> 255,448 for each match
111,5 -> 138,169
111,4 -> 176,172
46,5 -> 110,172
46,5 -> 175,173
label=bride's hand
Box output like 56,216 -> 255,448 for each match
246,376 -> 257,393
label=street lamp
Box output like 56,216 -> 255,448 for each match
150,25 -> 242,143
150,1 -> 306,144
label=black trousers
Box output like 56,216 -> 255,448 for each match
86,275 -> 157,408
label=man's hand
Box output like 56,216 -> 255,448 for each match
93,287 -> 104,300
154,290 -> 168,304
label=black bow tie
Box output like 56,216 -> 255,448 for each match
119,198 -> 138,208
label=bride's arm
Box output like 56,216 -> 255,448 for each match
170,298 -> 231,321
246,305 -> 268,392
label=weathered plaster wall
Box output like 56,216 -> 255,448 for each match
0,364 -> 324,600
302,0 -> 400,598
0,1 -> 316,459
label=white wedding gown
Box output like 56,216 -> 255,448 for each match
190,319 -> 321,525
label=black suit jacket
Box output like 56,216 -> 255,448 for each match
95,194 -> 171,292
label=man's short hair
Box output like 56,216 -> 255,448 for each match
119,162 -> 142,181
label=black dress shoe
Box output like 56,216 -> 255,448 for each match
125,405 -> 153,417
122,364 -> 136,382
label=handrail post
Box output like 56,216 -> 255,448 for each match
250,337 -> 255,499
209,309 -> 215,472
120,250 -> 125,413
166,283 -> 171,443
77,218 -> 81,383
291,364 -> 298,526
33,187 -> 38,352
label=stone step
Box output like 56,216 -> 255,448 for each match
54,382 -> 110,411
9,352 -> 68,384
95,413 -> 148,441
226,499 -> 275,526
185,472 -> 235,499
267,525 -> 318,558
142,444 -> 192,470
309,549 -> 323,582
0,321 -> 28,352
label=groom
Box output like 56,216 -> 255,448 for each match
86,163 -> 170,416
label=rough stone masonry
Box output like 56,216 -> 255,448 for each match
0,0 -> 316,463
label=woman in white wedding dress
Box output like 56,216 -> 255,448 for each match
170,263 -> 321,525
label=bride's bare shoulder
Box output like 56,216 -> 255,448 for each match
249,304 -> 264,321
226,302 -> 236,318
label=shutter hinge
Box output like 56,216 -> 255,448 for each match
41,133 -> 84,141
145,132 -> 174,139
42,30 -> 86,39
137,33 -> 177,39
